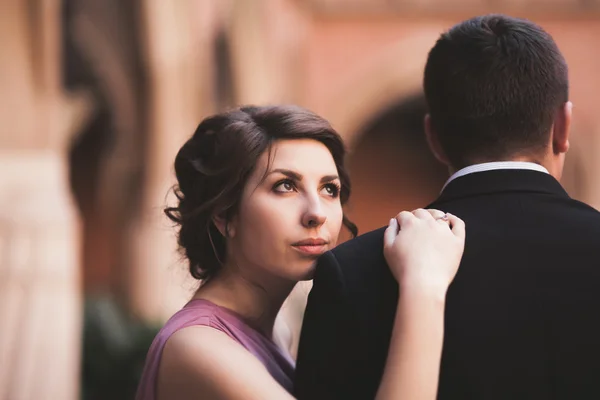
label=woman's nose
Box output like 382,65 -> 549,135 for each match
301,198 -> 327,229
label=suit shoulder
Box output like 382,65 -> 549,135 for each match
327,226 -> 397,319
328,226 -> 388,274
332,226 -> 385,257
559,198 -> 600,230
568,198 -> 600,217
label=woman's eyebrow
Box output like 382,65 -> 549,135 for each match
268,168 -> 302,180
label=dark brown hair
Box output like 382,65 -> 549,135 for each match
165,105 -> 357,281
424,14 -> 569,168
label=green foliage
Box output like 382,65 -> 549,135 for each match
81,296 -> 160,400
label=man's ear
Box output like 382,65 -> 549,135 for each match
552,101 -> 572,155
424,114 -> 451,167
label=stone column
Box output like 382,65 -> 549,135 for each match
129,0 -> 220,322
0,154 -> 81,400
228,0 -> 309,106
0,1 -> 88,399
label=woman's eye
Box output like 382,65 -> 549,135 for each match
274,180 -> 296,193
322,183 -> 340,197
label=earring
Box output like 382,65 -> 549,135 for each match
207,224 -> 224,266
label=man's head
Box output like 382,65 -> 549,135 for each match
423,14 -> 572,178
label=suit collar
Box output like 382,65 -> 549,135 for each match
442,161 -> 549,191
435,169 -> 570,204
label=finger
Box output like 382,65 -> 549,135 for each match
395,211 -> 415,228
446,213 -> 465,238
425,209 -> 451,229
426,209 -> 448,221
412,208 -> 435,221
436,217 -> 451,228
384,218 -> 398,248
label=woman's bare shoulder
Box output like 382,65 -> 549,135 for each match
156,326 -> 293,400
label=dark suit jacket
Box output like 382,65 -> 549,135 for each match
295,169 -> 600,400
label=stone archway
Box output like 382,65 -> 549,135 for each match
344,93 -> 448,235
319,30 -> 441,146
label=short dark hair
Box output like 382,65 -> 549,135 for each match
165,105 -> 357,282
423,14 -> 569,168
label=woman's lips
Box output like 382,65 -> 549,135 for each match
292,238 -> 328,256
292,244 -> 328,255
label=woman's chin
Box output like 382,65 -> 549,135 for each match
280,258 -> 319,283
282,261 -> 316,282
297,261 -> 317,281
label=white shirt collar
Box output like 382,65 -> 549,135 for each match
442,161 -> 549,192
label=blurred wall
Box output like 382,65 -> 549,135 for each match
78,0 -> 600,321
2,0 -> 600,398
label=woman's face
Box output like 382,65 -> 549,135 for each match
224,139 -> 344,282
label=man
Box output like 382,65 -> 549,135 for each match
295,14 -> 600,400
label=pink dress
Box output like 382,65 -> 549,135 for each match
135,299 -> 295,400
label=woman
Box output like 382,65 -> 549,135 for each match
135,105 -> 465,400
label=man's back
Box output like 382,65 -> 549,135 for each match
295,170 -> 600,399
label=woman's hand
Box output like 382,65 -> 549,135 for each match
376,209 -> 465,400
384,209 -> 465,295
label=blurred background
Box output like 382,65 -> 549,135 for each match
2,0 -> 600,399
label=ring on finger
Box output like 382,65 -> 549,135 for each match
435,213 -> 449,221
